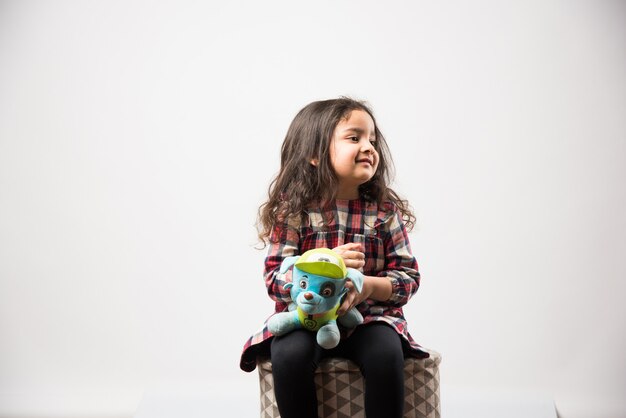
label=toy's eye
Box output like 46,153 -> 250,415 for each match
320,282 -> 336,298
299,279 -> 308,289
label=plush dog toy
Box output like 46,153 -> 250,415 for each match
267,248 -> 364,349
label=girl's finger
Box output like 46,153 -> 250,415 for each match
338,294 -> 354,316
352,250 -> 365,260
338,284 -> 355,315
345,250 -> 364,260
344,259 -> 365,269
333,243 -> 363,253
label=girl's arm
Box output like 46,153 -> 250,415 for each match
263,222 -> 300,303
376,207 -> 420,307
338,207 -> 419,315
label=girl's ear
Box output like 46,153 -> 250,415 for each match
309,158 -> 319,167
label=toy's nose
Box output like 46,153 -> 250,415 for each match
304,292 -> 313,300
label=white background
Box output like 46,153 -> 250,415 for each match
1,1 -> 625,417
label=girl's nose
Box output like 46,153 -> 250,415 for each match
361,139 -> 374,152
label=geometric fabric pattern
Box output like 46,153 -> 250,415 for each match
257,350 -> 441,418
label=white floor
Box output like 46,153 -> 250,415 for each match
133,380 -> 557,418
440,385 -> 557,418
134,392 -> 258,418
133,378 -> 260,418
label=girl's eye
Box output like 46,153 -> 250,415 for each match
349,136 -> 359,142
369,139 -> 376,145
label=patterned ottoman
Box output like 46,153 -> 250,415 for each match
257,350 -> 441,418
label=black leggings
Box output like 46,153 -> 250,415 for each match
270,322 -> 405,418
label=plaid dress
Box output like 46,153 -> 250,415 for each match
239,198 -> 429,372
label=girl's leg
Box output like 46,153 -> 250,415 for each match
337,322 -> 405,418
270,329 -> 323,418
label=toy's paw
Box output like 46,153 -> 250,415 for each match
267,313 -> 297,336
317,323 -> 340,349
338,307 -> 363,329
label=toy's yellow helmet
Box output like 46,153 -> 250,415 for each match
294,248 -> 347,279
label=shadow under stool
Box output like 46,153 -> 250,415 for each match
257,349 -> 441,418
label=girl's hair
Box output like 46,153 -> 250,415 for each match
257,96 -> 415,245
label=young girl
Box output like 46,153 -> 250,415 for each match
240,97 -> 428,418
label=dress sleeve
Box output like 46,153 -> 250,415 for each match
376,206 -> 420,307
263,219 -> 301,303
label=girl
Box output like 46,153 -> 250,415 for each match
240,97 -> 428,418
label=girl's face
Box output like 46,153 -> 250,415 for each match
329,110 -> 379,199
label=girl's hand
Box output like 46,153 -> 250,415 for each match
337,275 -> 393,316
337,278 -> 372,316
332,242 -> 365,270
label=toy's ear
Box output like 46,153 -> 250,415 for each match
346,268 -> 364,293
284,282 -> 294,290
279,256 -> 299,274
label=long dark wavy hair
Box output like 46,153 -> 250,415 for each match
257,96 -> 415,245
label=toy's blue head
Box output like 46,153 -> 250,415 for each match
285,269 -> 348,314
280,248 -> 365,315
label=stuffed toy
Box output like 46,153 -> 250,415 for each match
267,247 -> 364,349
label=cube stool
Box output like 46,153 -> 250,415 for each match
257,350 -> 441,418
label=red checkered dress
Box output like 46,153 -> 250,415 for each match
240,198 -> 429,372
